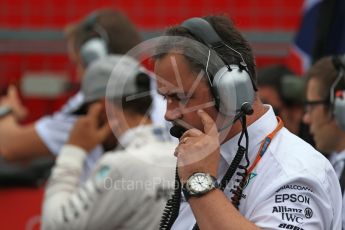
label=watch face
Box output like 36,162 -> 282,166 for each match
187,173 -> 213,195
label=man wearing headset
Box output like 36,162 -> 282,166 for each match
303,56 -> 345,229
42,55 -> 176,230
0,9 -> 142,180
155,15 -> 341,229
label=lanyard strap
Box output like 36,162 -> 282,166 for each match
246,116 -> 284,175
190,117 -> 284,230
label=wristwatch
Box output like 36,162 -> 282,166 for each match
0,106 -> 12,118
182,172 -> 219,201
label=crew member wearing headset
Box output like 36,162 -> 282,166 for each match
155,15 -> 342,230
42,55 -> 176,230
0,9 -> 142,180
303,56 -> 345,229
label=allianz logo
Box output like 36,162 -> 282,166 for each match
272,206 -> 302,214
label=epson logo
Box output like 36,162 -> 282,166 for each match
275,194 -> 310,204
278,223 -> 304,230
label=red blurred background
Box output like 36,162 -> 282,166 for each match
0,0 -> 304,122
0,0 -> 304,229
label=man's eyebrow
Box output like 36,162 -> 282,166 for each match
157,89 -> 166,96
157,88 -> 185,96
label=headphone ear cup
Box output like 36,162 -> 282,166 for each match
334,90 -> 345,130
212,65 -> 255,116
80,38 -> 108,67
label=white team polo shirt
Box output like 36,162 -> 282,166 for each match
329,149 -> 345,230
172,105 -> 342,230
42,125 -> 176,230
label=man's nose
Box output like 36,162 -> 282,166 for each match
302,112 -> 310,125
164,104 -> 182,122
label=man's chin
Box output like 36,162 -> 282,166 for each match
315,141 -> 330,154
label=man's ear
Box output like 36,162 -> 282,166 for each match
105,99 -> 120,128
99,106 -> 108,127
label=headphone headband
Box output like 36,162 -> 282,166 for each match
179,17 -> 256,116
82,12 -> 98,30
180,17 -> 257,91
330,55 -> 345,130
79,12 -> 109,67
332,56 -> 344,71
181,18 -> 224,49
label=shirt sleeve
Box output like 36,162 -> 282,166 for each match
34,92 -> 84,155
41,146 -> 132,230
35,114 -> 76,156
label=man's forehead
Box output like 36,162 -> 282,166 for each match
307,78 -> 323,97
154,56 -> 191,86
154,53 -> 190,71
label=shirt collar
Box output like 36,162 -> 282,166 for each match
220,105 -> 278,165
118,124 -> 168,149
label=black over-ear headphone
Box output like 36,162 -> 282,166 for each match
180,17 -> 257,117
331,55 -> 345,130
80,13 -> 109,67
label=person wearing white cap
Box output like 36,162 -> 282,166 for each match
0,9 -> 144,183
41,55 -> 176,230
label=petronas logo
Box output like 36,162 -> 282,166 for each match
243,172 -> 257,189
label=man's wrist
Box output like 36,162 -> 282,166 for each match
182,172 -> 219,201
0,106 -> 12,119
179,170 -> 217,183
57,145 -> 87,168
67,139 -> 93,153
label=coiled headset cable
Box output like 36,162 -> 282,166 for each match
191,111 -> 251,230
159,166 -> 182,230
160,105 -> 252,230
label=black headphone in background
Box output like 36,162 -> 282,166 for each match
331,55 -> 345,130
180,17 -> 257,117
80,13 -> 109,67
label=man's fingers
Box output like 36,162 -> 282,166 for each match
98,122 -> 112,142
197,110 -> 218,135
87,103 -> 103,120
179,128 -> 203,141
86,103 -> 112,142
2,85 -> 28,120
7,85 -> 18,98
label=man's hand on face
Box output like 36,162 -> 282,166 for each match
68,103 -> 112,153
175,110 -> 221,182
0,85 -> 28,121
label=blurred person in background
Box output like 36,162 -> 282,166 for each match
257,64 -> 314,145
42,55 -> 175,230
303,56 -> 345,229
0,9 -> 143,181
